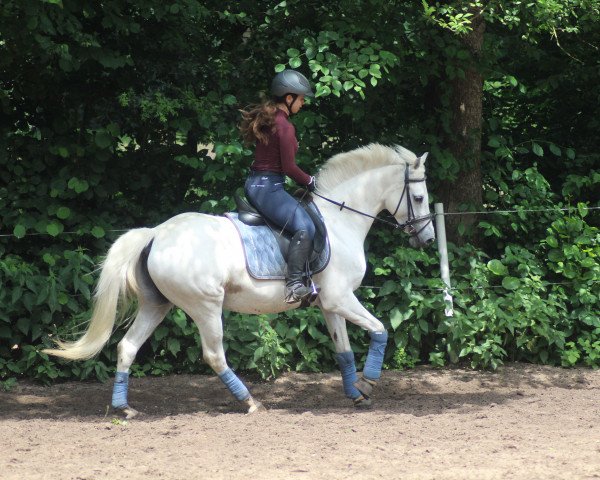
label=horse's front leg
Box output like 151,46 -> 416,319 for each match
320,293 -> 388,403
320,310 -> 371,407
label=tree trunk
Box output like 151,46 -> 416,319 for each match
438,11 -> 485,245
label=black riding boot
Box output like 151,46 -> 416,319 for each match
285,230 -> 313,304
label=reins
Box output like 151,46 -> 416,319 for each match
313,164 -> 434,234
312,190 -> 405,229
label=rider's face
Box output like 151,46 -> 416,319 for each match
287,94 -> 305,114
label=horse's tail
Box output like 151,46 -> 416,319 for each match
43,228 -> 156,360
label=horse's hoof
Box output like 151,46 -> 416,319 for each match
245,396 -> 267,414
353,395 -> 372,409
247,401 -> 267,414
354,377 -> 375,397
121,406 -> 139,419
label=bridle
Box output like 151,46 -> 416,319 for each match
388,163 -> 434,237
312,163 -> 434,238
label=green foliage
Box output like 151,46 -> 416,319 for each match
223,309 -> 339,380
389,347 -> 418,370
423,1 -> 480,34
0,249 -> 102,383
364,201 -> 599,371
474,212 -> 597,368
1,1 -> 599,384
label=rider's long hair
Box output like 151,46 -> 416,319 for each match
239,99 -> 281,145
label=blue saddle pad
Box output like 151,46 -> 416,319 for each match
225,210 -> 330,281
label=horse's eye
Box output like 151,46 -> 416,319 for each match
414,195 -> 424,203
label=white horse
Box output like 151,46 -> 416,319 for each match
44,144 -> 435,416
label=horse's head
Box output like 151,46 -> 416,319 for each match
316,143 -> 436,248
385,151 -> 436,248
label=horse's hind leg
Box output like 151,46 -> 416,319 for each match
112,299 -> 172,418
186,299 -> 265,414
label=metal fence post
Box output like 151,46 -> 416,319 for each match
434,203 -> 454,317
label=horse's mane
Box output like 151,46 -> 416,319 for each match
316,143 -> 419,193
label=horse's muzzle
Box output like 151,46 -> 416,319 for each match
405,215 -> 435,248
408,221 -> 436,248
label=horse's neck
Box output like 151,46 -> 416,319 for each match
317,166 -> 398,243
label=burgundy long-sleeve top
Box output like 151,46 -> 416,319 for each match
251,109 -> 311,185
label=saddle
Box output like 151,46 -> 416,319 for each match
224,191 -> 330,281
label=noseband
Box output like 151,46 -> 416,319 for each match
313,163 -> 434,237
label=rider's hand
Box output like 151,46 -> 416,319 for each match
307,176 -> 316,192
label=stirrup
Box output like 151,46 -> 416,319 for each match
284,282 -> 312,304
299,281 -> 321,308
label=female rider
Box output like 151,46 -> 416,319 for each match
240,70 -> 317,304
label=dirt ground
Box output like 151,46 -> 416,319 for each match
1,363 -> 599,480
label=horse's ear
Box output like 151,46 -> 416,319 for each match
415,152 -> 428,169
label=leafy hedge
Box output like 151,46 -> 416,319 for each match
2,1 -> 599,390
2,197 -> 597,390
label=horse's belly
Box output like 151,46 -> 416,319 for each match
222,280 -> 296,315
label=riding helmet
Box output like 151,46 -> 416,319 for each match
271,70 -> 315,98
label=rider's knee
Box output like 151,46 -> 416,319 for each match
302,221 -> 316,240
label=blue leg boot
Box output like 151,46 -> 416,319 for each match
354,330 -> 388,398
